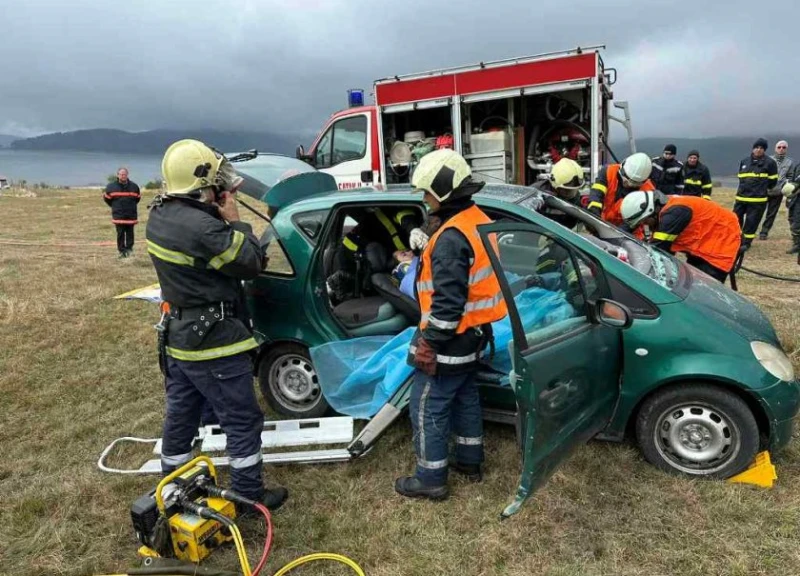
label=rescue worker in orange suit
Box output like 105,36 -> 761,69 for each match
103,167 -> 141,258
146,140 -> 287,512
621,191 -> 742,283
733,138 -> 778,249
395,150 -> 508,501
587,152 -> 655,230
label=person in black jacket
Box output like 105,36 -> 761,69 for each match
103,167 -> 141,257
146,139 -> 287,511
733,138 -> 779,249
682,150 -> 713,198
650,144 -> 685,195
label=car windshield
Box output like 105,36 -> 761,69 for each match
231,153 -> 316,188
496,187 -> 681,291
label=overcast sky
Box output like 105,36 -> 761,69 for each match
0,0 -> 797,141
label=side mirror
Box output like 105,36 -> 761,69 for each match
595,298 -> 633,329
295,144 -> 305,159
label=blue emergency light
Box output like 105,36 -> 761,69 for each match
347,89 -> 365,108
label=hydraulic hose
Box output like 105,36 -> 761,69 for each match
737,265 -> 800,283
273,553 -> 366,576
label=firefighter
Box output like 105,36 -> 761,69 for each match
395,149 -> 508,500
531,158 -> 586,229
649,144 -> 685,195
146,139 -> 288,511
621,191 -> 742,283
328,206 -> 424,302
733,138 -> 779,249
782,162 -> 800,254
103,167 -> 141,257
759,141 -> 794,240
682,150 -> 713,199
587,152 -> 655,229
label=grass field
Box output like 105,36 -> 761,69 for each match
2,187 -> 800,576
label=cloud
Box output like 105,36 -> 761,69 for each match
0,0 -> 797,139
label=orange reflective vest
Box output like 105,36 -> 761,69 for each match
655,195 -> 742,272
417,205 -> 507,333
599,164 -> 655,227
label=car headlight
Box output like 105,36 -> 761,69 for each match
751,341 -> 795,382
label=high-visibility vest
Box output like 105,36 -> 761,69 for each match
656,195 -> 742,272
417,205 -> 507,333
600,164 -> 655,227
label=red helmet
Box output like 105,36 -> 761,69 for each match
435,134 -> 454,150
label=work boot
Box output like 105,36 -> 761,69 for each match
759,233 -> 768,240
394,476 -> 449,501
787,245 -> 800,255
236,486 -> 289,517
450,462 -> 483,483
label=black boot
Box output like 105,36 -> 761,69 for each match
236,487 -> 289,517
450,462 -> 483,483
787,246 -> 800,255
394,476 -> 449,501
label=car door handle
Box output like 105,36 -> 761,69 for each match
540,381 -> 570,409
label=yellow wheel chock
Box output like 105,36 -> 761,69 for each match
728,451 -> 777,488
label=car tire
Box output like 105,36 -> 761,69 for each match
258,344 -> 330,419
635,383 -> 759,479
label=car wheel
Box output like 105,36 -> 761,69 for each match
635,384 -> 759,479
258,344 -> 329,418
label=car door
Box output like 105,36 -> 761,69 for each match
313,114 -> 372,190
478,221 -> 624,517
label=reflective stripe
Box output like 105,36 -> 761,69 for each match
166,337 -> 259,361
652,231 -> 678,241
418,458 -> 448,470
230,452 -> 263,469
535,259 -> 556,271
455,436 -> 483,446
427,315 -> 460,330
591,183 -> 607,194
393,209 -> 416,224
418,380 -> 431,462
666,166 -> 682,173
162,452 -> 193,467
738,172 -> 774,179
702,183 -> 713,189
587,201 -> 603,210
464,293 -> 504,312
651,164 -> 664,171
685,178 -> 702,186
469,265 -> 494,284
769,174 -> 779,180
735,196 -> 768,203
702,195 -> 712,200
147,240 -> 195,267
209,230 -> 245,270
417,280 -> 433,292
675,185 -> 685,190
566,269 -> 578,283
410,345 -> 478,365
374,209 -> 407,251
744,233 -> 757,239
342,236 -> 359,251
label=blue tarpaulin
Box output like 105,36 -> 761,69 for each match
309,285 -> 576,419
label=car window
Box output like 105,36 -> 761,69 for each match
260,223 -> 294,276
315,116 -> 368,169
315,127 -> 333,168
293,209 -> 329,243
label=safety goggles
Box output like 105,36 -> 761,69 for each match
621,175 -> 647,189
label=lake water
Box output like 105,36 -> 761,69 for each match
0,149 -> 163,187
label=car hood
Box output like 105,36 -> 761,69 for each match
682,264 -> 780,346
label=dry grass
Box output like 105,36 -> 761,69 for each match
1,187 -> 799,576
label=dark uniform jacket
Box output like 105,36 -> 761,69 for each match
406,198 -> 486,375
650,157 -> 685,194
736,155 -> 778,201
104,180 -> 141,223
682,162 -> 713,198
532,181 -> 580,229
146,197 -> 264,361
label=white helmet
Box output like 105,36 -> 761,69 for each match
620,152 -> 652,187
620,190 -> 667,228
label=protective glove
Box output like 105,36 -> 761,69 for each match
409,227 -> 430,252
782,182 -> 797,197
527,193 -> 545,212
413,338 -> 437,376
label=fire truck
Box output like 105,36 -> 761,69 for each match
296,45 -> 636,190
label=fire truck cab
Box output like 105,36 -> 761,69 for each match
297,45 -> 635,190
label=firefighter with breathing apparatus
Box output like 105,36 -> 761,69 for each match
620,190 -> 742,283
587,152 -> 655,230
146,139 -> 288,512
395,149 -> 508,500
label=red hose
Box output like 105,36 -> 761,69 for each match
251,503 -> 273,576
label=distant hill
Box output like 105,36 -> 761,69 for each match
611,135 -> 800,177
9,128 -> 299,155
0,134 -> 21,148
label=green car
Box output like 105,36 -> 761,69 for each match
235,157 -> 799,515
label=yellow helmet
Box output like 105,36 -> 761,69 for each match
411,149 -> 483,202
161,139 -> 242,196
549,158 -> 585,191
